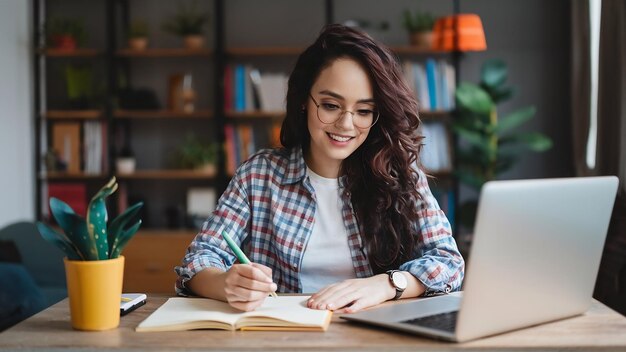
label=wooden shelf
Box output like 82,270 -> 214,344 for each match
40,48 -> 102,57
116,48 -> 212,57
43,110 -> 103,120
226,47 -> 304,56
115,170 -> 216,180
225,110 -> 285,120
420,110 -> 453,120
113,110 -> 213,119
390,46 -> 452,55
42,172 -> 108,180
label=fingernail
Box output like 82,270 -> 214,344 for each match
327,303 -> 334,310
271,283 -> 277,291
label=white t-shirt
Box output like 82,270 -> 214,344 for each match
300,168 -> 357,293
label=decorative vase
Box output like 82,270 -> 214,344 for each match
409,31 -> 433,49
128,37 -> 148,51
116,157 -> 136,174
183,35 -> 205,50
64,256 -> 125,331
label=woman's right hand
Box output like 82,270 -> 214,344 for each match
222,263 -> 277,311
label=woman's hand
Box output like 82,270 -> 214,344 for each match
222,263 -> 277,311
307,274 -> 395,313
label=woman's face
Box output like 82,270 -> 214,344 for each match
305,57 -> 375,178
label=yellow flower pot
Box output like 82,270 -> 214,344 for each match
64,256 -> 125,331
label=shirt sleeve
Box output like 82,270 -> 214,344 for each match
174,164 -> 252,296
398,169 -> 465,296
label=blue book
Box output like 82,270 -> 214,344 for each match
235,65 -> 246,112
425,59 -> 438,110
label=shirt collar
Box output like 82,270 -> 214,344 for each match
280,146 -> 347,189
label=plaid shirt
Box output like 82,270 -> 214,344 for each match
175,147 -> 464,295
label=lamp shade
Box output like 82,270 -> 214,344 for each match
432,14 -> 487,52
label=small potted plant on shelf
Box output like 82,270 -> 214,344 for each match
162,0 -> 210,49
46,17 -> 87,50
402,9 -> 436,49
128,19 -> 150,51
36,177 -> 143,331
176,135 -> 218,176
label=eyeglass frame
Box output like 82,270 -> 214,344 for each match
308,93 -> 380,129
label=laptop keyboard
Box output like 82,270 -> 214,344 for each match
400,310 -> 458,332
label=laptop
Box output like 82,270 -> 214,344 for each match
342,176 -> 619,342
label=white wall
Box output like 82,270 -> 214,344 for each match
0,0 -> 34,228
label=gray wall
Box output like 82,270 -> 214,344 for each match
0,0 -> 34,228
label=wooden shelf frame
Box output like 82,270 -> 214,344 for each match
42,110 -> 103,120
116,48 -> 213,57
225,46 -> 304,56
40,48 -> 102,57
115,170 -> 217,180
113,110 -> 213,119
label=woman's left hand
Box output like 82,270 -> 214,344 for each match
307,274 -> 395,313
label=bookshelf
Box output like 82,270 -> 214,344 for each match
33,0 -> 463,292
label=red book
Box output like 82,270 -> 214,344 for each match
47,183 -> 87,218
224,64 -> 233,111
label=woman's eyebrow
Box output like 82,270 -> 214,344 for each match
318,89 -> 375,104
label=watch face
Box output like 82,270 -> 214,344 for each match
392,271 -> 408,290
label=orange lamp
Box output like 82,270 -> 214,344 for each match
432,14 -> 487,52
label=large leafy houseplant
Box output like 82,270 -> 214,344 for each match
454,59 -> 553,230
37,177 -> 143,260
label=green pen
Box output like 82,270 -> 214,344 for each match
221,230 -> 278,298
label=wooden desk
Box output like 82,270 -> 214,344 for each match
1,295 -> 626,351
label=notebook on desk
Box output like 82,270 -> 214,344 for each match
342,176 -> 619,342
136,296 -> 332,332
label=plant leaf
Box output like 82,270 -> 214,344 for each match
110,220 -> 142,258
49,197 -> 76,236
455,83 -> 494,115
36,222 -> 83,260
481,59 -> 507,89
454,168 -> 485,191
87,177 -> 118,260
500,132 -> 553,152
453,126 -> 493,156
495,106 -> 537,133
107,202 -> 143,255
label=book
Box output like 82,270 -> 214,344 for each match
52,122 -> 81,173
136,296 -> 332,332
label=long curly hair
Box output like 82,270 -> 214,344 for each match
281,24 -> 424,274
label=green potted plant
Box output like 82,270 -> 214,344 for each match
36,177 -> 143,330
128,19 -> 150,51
176,135 -> 219,175
453,59 -> 553,230
402,9 -> 436,48
46,17 -> 87,50
162,1 -> 210,49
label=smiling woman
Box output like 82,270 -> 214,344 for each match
175,24 -> 464,314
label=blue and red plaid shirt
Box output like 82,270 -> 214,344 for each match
175,147 -> 464,296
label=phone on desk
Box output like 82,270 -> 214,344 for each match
121,293 -> 147,316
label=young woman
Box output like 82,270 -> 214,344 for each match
175,24 -> 464,313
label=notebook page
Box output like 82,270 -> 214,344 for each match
240,295 -> 330,326
136,297 -> 242,331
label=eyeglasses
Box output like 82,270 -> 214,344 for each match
309,94 -> 379,129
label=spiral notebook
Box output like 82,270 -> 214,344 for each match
136,296 -> 332,332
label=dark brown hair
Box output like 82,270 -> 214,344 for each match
281,24 -> 424,273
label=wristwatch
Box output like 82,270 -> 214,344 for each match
386,270 -> 408,300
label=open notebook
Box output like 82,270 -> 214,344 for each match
136,296 -> 332,332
